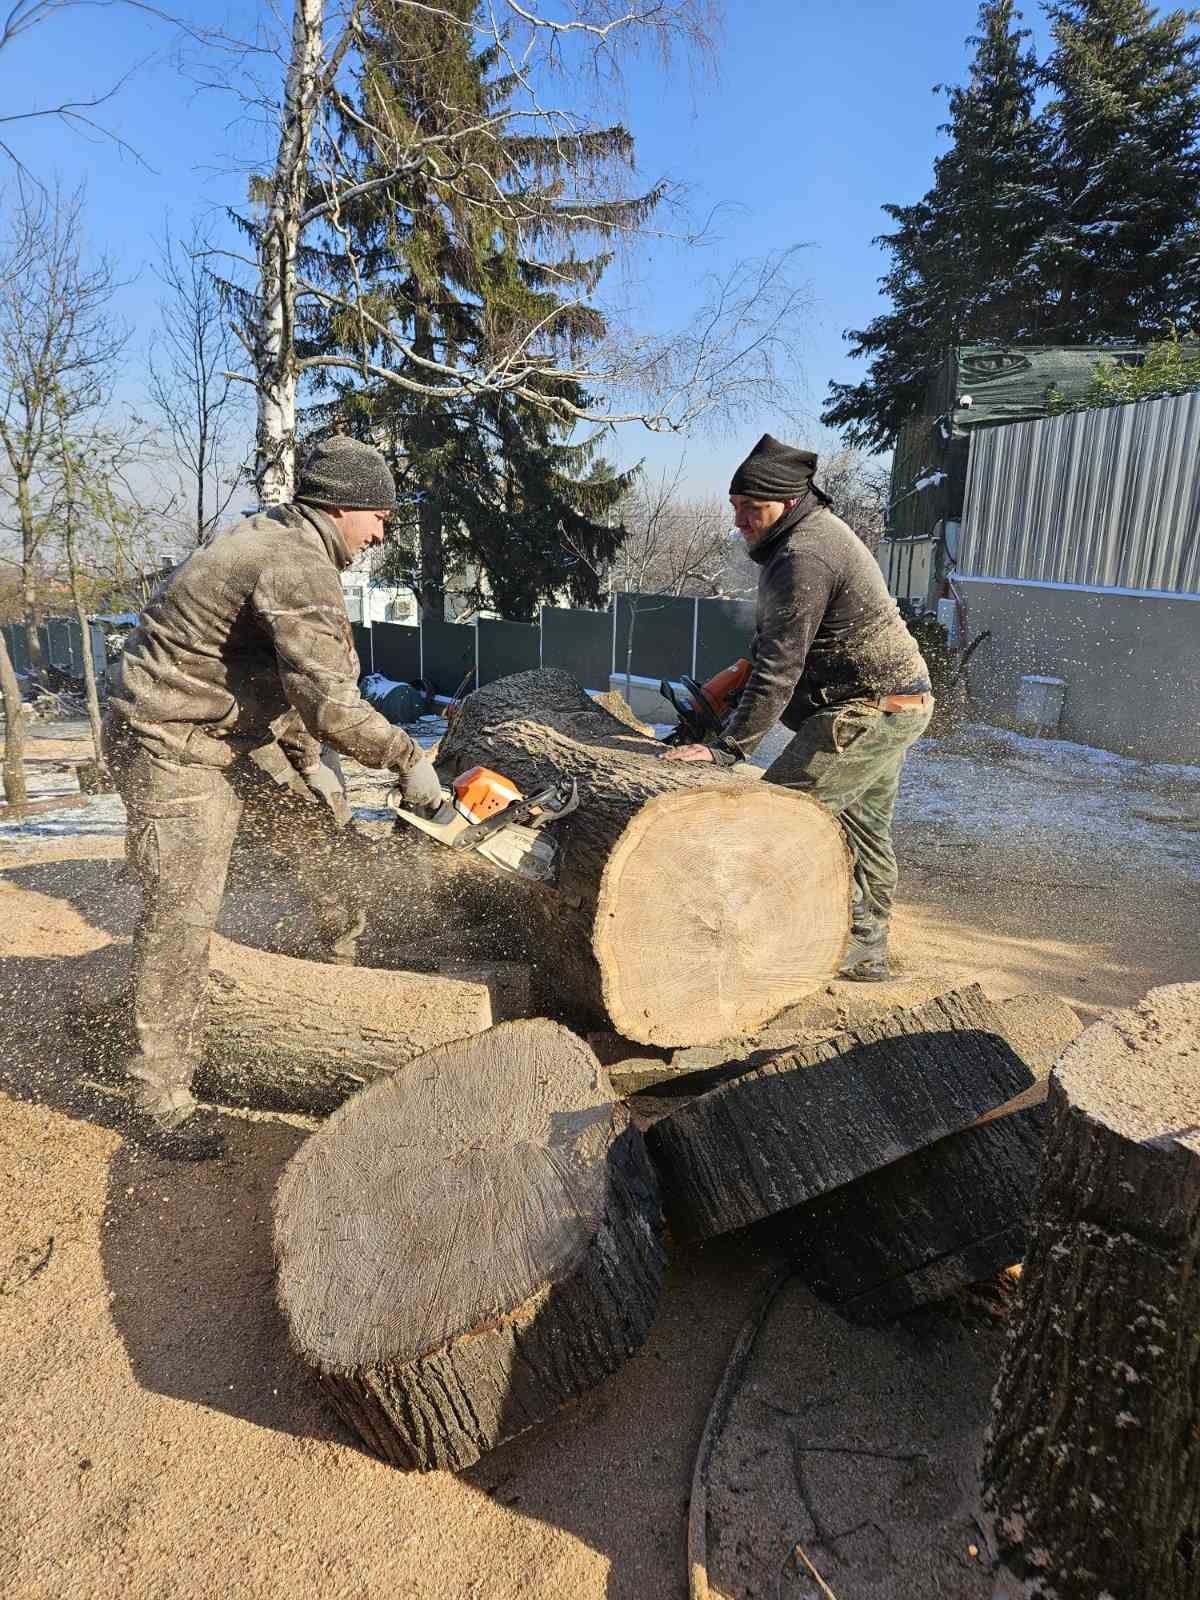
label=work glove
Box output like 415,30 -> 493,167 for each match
301,754 -> 352,828
399,754 -> 444,814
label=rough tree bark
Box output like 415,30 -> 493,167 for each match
274,1020 -> 665,1471
983,982 -> 1200,1600
645,986 -> 1034,1239
433,669 -> 852,1047
0,627 -> 28,806
779,993 -> 1083,1322
68,935 -> 514,1115
252,0 -> 324,504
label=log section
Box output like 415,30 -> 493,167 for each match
67,937 -> 509,1115
645,985 -> 1033,1239
434,668 -> 852,1048
273,1020 -> 665,1472
780,993 -> 1082,1321
983,983 -> 1200,1599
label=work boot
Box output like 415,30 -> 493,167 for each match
838,925 -> 891,983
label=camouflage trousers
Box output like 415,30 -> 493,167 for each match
108,729 -> 366,1125
763,699 -> 933,938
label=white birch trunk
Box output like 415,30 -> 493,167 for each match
253,0 -> 325,506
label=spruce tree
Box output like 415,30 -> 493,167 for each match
1033,0 -> 1200,341
822,0 -> 1048,449
304,0 -> 654,620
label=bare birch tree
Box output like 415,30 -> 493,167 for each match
0,184 -> 127,685
145,222 -> 247,542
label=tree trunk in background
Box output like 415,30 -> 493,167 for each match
253,0 -> 324,505
984,983 -> 1200,1599
0,628 -> 28,806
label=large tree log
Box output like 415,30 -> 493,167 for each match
67,937 -> 524,1115
273,1020 -> 665,1471
780,994 -> 1083,1322
433,668 -> 852,1047
983,983 -> 1200,1599
645,985 -> 1034,1239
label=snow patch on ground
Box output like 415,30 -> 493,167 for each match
898,724 -> 1200,884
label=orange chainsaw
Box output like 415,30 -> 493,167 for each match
388,764 -> 579,885
659,658 -> 752,747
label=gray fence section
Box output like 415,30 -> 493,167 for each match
959,387 -> 1200,594
371,622 -> 421,683
540,606 -> 613,689
1,623 -> 30,674
350,623 -> 373,678
421,618 -> 477,696
477,619 -> 539,686
613,592 -> 697,682
341,592 -> 758,699
695,598 -> 756,679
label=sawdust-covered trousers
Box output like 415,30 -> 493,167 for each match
108,734 -> 366,1123
763,700 -> 933,936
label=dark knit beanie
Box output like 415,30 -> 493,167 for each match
729,433 -> 818,499
295,436 -> 396,511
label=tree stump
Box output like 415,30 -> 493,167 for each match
983,983 -> 1200,1599
67,937 -> 520,1115
645,985 -> 1034,1239
273,1020 -> 665,1472
432,668 -> 852,1047
780,994 -> 1083,1321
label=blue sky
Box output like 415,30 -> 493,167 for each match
2,0 -> 1056,497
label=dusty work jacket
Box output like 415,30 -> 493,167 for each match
720,497 -> 930,761
110,502 -> 421,778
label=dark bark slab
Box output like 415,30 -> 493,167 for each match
983,982 -> 1200,1600
273,1020 -> 666,1472
777,993 -> 1083,1321
645,985 -> 1033,1239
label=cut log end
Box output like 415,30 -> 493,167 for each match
595,785 -> 852,1048
273,1019 -> 665,1472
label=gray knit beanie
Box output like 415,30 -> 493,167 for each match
295,436 -> 396,511
729,434 -> 818,499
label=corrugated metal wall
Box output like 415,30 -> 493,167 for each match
958,388 -> 1200,594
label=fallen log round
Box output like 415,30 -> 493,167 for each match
778,993 -> 1082,1322
983,982 -> 1200,1599
645,985 -> 1034,1239
273,1019 -> 665,1472
67,936 -> 506,1115
435,668 -> 852,1047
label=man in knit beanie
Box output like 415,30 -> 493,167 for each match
663,432 -> 933,983
106,436 -> 443,1159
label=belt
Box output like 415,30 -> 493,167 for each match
868,692 -> 935,713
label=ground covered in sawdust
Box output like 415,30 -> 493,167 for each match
1,720 -> 1197,1600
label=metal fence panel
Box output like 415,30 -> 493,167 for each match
476,619 -> 539,686
46,618 -> 73,671
421,618 -> 476,697
540,606 -> 613,690
959,388 -> 1200,594
2,623 -> 29,674
694,598 -> 756,679
350,622 -> 372,677
371,622 -> 421,684
613,592 -> 696,682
